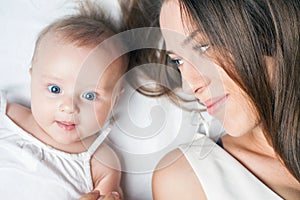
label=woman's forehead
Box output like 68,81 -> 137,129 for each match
160,0 -> 185,34
160,1 -> 209,55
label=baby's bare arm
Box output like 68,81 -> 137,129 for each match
90,143 -> 122,198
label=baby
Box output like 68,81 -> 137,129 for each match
0,3 -> 127,200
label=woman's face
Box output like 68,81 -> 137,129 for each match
160,0 -> 258,137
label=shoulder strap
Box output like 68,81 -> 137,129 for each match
87,120 -> 112,155
0,90 -> 7,116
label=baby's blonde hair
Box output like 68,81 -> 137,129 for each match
32,1 -> 122,64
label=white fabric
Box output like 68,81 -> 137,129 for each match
0,91 -> 110,200
179,135 -> 283,200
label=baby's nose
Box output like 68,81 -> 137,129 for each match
59,97 -> 79,114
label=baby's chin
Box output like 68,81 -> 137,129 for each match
51,136 -> 79,146
50,136 -> 91,153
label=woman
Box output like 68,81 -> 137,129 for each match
153,0 -> 300,199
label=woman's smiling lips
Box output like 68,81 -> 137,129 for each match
203,94 -> 229,115
56,121 -> 76,131
193,86 -> 229,115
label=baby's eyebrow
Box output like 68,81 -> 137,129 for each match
41,74 -> 63,82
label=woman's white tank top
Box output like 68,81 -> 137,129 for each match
179,135 -> 283,199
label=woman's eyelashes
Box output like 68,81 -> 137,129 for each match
168,57 -> 184,66
167,44 -> 209,67
193,44 -> 210,53
167,52 -> 184,67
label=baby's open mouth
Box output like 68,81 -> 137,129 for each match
56,121 -> 76,131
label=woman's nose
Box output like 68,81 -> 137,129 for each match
179,63 -> 209,90
181,78 -> 194,94
179,62 -> 199,79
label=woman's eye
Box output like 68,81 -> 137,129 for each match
48,85 -> 61,94
168,57 -> 184,66
82,92 -> 97,101
194,44 -> 210,53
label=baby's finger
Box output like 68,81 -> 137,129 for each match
99,192 -> 120,200
79,190 -> 100,200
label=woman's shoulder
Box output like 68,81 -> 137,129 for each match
152,148 -> 207,199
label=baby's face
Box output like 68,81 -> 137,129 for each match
30,33 -> 127,145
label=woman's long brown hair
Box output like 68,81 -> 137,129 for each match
177,0 -> 300,181
120,0 -> 198,109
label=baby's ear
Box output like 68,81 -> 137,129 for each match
29,67 -> 32,76
113,88 -> 125,108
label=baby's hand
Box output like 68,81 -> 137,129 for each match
79,190 -> 100,200
79,190 -> 121,200
98,191 -> 121,200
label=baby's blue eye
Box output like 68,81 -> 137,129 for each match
82,92 -> 97,101
48,85 -> 61,94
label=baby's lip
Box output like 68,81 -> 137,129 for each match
59,121 -> 75,125
56,121 -> 76,131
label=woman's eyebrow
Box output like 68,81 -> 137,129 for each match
183,31 -> 199,46
166,31 -> 205,55
166,50 -> 175,55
